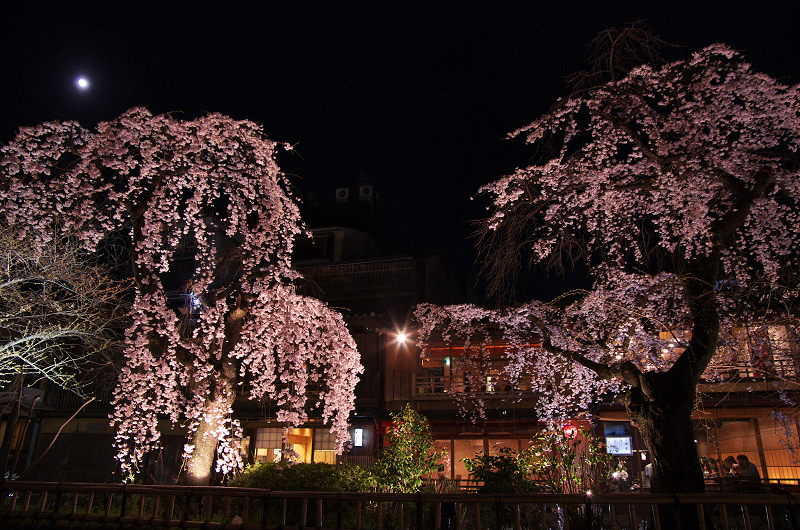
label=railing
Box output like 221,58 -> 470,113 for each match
414,375 -> 535,397
298,258 -> 416,298
2,481 -> 800,529
337,455 -> 376,467
705,358 -> 799,383
43,388 -> 114,413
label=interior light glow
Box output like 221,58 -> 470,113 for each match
354,428 -> 363,447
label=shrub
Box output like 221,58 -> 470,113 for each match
374,404 -> 444,493
462,446 -> 540,494
230,461 -> 377,492
528,427 -> 613,495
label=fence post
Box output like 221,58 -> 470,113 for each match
120,484 -> 127,518
337,493 -> 343,530
671,495 -> 681,530
139,493 -> 147,520
53,483 -> 63,518
204,493 -> 213,523
261,490 -> 270,526
416,493 -> 423,530
584,493 -> 593,530
104,492 -> 113,517
167,495 -> 176,522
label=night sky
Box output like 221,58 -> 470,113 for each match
2,1 -> 799,300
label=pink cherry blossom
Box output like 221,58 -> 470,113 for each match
0,108 -> 363,483
419,45 -> 800,495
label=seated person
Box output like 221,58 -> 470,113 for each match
704,457 -> 719,478
735,454 -> 760,482
734,454 -> 761,492
722,456 -> 738,476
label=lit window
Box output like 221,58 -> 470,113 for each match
353,428 -> 363,447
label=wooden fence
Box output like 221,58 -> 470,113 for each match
1,481 -> 800,529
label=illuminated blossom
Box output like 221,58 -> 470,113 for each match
0,108 -> 363,484
418,45 -> 800,495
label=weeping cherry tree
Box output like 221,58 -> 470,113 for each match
416,43 -> 800,495
0,108 -> 363,485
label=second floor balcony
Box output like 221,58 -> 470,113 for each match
413,373 -> 536,398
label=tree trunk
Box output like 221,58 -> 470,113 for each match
183,311 -> 244,486
182,377 -> 236,486
626,379 -> 704,493
626,370 -> 705,529
624,258 -> 719,490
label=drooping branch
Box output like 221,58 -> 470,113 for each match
530,315 -> 642,386
0,225 -> 128,394
0,109 -> 363,482
711,167 -> 775,241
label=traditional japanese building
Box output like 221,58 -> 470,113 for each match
411,324 -> 800,488
5,185 -> 799,489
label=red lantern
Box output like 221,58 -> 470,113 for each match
563,423 -> 578,439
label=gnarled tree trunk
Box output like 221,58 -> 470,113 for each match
183,371 -> 237,486
626,372 -> 704,494
626,346 -> 712,530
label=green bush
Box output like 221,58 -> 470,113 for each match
374,404 -> 444,493
462,446 -> 540,494
230,461 -> 377,492
528,427 -> 613,495
228,462 -> 378,528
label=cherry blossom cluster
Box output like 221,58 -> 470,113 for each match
484,44 -> 800,289
415,272 -> 784,419
421,44 -> 799,424
1,108 -> 363,479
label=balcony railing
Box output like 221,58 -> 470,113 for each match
298,258 -> 416,298
42,388 -> 114,414
413,375 -> 535,397
710,358 -> 799,382
1,481 -> 799,529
